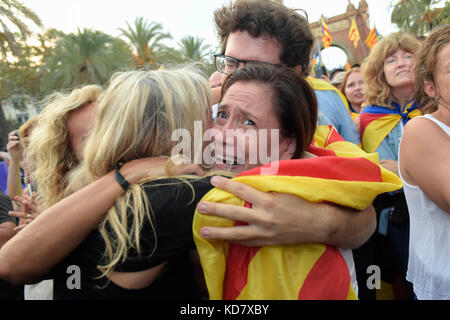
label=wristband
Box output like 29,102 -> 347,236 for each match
114,162 -> 130,191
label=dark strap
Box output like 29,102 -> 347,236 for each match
114,162 -> 130,191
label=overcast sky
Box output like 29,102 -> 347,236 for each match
17,0 -> 407,69
20,0 -> 401,46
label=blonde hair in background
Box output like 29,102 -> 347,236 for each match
361,32 -> 421,108
65,65 -> 211,278
28,85 -> 102,209
414,24 -> 450,114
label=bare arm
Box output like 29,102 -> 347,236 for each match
0,222 -> 16,248
0,169 -> 124,284
197,176 -> 376,249
6,132 -> 23,199
380,159 -> 399,176
400,117 -> 450,213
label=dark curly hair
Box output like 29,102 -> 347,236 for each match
214,0 -> 314,76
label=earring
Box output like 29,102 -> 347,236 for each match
434,96 -> 439,101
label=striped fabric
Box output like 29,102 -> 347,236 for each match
193,126 -> 402,300
348,18 -> 360,48
365,26 -> 380,48
321,17 -> 332,48
360,101 -> 421,153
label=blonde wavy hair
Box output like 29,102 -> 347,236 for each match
361,32 -> 421,108
28,85 -> 102,209
64,65 -> 211,278
414,24 -> 450,114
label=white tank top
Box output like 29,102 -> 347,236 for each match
399,114 -> 450,300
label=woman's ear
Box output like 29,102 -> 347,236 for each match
293,65 -> 303,73
423,80 -> 436,98
279,138 -> 296,160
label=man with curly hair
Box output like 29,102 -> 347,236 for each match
201,0 -> 375,255
211,0 -> 360,145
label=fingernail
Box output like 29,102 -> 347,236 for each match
211,176 -> 226,186
200,228 -> 210,238
197,202 -> 207,212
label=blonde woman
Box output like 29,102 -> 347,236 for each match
11,85 -> 101,300
9,86 -> 101,230
0,66 -> 213,299
27,85 -> 101,210
399,25 -> 450,300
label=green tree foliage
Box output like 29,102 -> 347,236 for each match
0,0 -> 42,59
152,45 -> 184,66
39,29 -> 133,95
0,0 -> 43,145
119,17 -> 172,67
0,29 -> 62,99
178,35 -> 211,62
391,0 -> 450,37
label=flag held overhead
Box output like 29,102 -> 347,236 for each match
348,18 -> 360,48
365,25 -> 380,48
320,16 -> 333,48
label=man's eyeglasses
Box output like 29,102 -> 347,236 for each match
214,54 -> 279,75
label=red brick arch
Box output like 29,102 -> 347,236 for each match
310,0 -> 371,66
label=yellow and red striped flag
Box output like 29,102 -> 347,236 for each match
320,16 -> 333,48
348,18 -> 360,48
365,25 -> 380,48
193,126 -> 402,300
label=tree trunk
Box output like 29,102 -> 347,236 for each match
0,100 -> 11,149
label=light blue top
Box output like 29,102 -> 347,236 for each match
0,161 -> 8,194
375,121 -> 403,161
314,90 -> 361,145
317,110 -> 333,126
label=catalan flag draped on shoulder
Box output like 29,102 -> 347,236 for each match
320,16 -> 332,48
348,18 -> 360,48
193,125 -> 402,300
360,100 -> 421,153
365,25 -> 380,48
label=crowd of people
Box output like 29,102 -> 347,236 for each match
0,0 -> 448,301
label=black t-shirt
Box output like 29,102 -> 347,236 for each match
51,176 -> 214,300
0,191 -> 15,225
